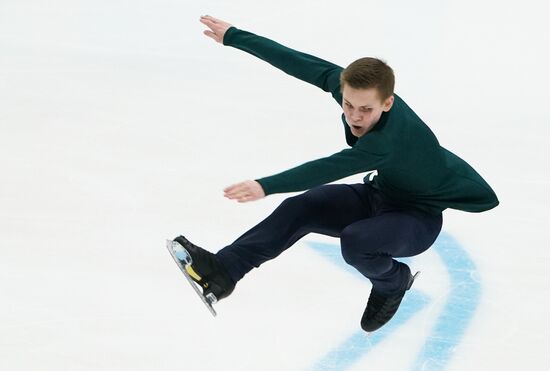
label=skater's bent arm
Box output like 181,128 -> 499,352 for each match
200,15 -> 343,105
255,146 -> 388,196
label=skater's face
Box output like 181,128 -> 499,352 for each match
342,85 -> 394,137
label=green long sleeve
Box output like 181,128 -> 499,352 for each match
223,27 -> 343,105
257,145 -> 387,195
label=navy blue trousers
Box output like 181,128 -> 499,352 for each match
216,183 -> 443,295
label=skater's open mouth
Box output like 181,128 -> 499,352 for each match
352,125 -> 362,130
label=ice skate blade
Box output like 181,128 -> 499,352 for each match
407,271 -> 420,290
205,292 -> 218,305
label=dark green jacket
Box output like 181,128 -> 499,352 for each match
223,27 -> 499,215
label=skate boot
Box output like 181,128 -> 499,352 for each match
172,235 -> 235,302
360,264 -> 419,332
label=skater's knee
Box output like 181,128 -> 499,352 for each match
279,194 -> 308,213
340,225 -> 373,265
340,226 -> 359,264
280,187 -> 325,213
299,186 -> 329,211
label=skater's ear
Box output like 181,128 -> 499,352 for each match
382,95 -> 394,112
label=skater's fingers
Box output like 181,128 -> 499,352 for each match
199,15 -> 232,41
224,180 -> 252,193
200,22 -> 222,41
228,190 -> 250,200
203,15 -> 220,22
225,188 -> 254,201
234,193 -> 248,202
201,15 -> 227,25
200,15 -> 215,22
223,183 -> 243,193
223,180 -> 265,202
199,16 -> 223,30
225,190 -> 245,198
226,192 -> 261,203
223,187 -> 246,198
203,30 -> 218,41
199,17 -> 217,29
236,193 -> 258,203
226,194 -> 246,202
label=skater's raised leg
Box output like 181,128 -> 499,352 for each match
216,184 -> 374,284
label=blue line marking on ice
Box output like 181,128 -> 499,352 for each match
411,232 -> 481,371
305,231 -> 481,371
305,288 -> 430,371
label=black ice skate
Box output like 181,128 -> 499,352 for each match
360,267 -> 420,333
166,236 -> 235,316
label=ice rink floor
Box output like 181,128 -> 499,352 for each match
1,1 -> 549,370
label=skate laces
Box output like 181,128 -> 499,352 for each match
366,290 -> 389,317
369,290 -> 405,322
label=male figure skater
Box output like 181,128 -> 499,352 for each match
173,15 -> 499,332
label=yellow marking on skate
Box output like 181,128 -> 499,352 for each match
185,265 -> 202,282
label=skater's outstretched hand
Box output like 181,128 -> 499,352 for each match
200,15 -> 233,44
224,180 -> 266,203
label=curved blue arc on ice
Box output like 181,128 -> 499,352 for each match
411,232 -> 481,370
305,231 -> 481,371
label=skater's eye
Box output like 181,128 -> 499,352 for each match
360,107 -> 372,113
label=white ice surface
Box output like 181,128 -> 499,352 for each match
1,1 -> 549,370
